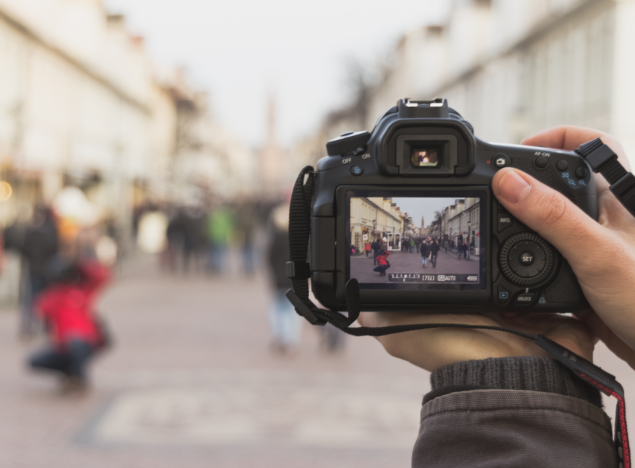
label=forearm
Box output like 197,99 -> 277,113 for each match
413,356 -> 616,467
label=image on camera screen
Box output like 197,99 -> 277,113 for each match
348,195 -> 483,287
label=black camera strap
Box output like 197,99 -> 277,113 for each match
286,139 -> 633,465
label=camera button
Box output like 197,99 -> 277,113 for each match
515,292 -> 536,304
493,154 -> 510,169
497,286 -> 510,303
575,167 -> 588,178
350,165 -> 364,176
535,156 -> 548,169
519,251 -> 535,266
556,160 -> 569,171
497,213 -> 514,232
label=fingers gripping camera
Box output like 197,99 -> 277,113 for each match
309,98 -> 597,313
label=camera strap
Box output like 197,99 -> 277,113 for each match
286,152 -> 631,465
575,137 -> 635,217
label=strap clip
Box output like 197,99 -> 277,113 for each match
610,172 -> 635,215
286,261 -> 311,279
285,289 -> 326,325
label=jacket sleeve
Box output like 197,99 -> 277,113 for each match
77,261 -> 111,296
412,356 -> 618,468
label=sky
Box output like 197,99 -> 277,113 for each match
392,197 -> 477,229
103,0 -> 448,148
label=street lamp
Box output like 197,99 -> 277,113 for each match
467,221 -> 472,257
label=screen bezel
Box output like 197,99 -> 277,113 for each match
336,186 -> 490,305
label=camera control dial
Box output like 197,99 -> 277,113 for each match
499,232 -> 556,286
326,131 -> 371,156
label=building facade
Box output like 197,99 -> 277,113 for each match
0,0 -> 256,234
367,0 -> 635,165
350,197 -> 404,252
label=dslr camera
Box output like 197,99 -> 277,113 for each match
308,98 -> 597,312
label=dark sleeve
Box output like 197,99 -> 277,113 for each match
78,261 -> 111,296
412,356 -> 617,468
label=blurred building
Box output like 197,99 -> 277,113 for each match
367,0 -> 635,163
0,0 -> 255,242
299,0 -> 635,169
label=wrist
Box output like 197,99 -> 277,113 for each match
427,356 -> 602,408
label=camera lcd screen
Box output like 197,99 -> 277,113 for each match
346,191 -> 487,291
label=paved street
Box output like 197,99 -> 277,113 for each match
0,253 -> 426,468
0,252 -> 633,468
351,249 -> 479,284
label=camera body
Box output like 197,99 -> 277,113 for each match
310,98 -> 597,312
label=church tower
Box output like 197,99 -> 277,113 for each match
259,91 -> 287,196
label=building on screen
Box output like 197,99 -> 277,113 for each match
349,197 -> 405,253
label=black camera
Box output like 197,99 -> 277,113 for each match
308,98 -> 598,312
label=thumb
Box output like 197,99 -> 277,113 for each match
492,168 -> 607,267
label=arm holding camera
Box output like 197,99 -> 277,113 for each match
359,126 -> 635,467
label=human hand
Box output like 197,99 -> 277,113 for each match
357,311 -> 594,372
493,126 -> 635,369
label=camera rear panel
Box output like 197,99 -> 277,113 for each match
310,99 -> 597,313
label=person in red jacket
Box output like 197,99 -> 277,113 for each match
372,249 -> 390,276
28,258 -> 111,391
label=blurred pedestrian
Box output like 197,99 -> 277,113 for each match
19,206 -> 59,337
235,200 -> 258,275
28,258 -> 111,392
364,241 -> 371,257
165,210 -> 185,272
266,202 -> 301,353
206,205 -> 235,274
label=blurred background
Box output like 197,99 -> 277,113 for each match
0,0 -> 634,467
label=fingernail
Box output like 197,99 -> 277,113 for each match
498,170 -> 531,205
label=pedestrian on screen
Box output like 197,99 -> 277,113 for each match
373,250 -> 390,276
364,241 -> 371,257
371,239 -> 381,265
420,241 -> 430,268
430,239 -> 440,268
443,238 -> 449,253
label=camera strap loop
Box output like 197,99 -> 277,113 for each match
285,157 -> 630,465
576,137 -> 635,217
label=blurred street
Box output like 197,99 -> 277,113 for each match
0,253 -> 427,468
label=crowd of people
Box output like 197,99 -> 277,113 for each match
361,234 -> 479,278
156,200 -> 265,276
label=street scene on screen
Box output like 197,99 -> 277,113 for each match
349,197 -> 482,284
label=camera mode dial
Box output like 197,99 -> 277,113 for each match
326,131 -> 371,156
499,232 -> 556,286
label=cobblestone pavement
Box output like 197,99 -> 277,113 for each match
0,253 -> 633,468
351,249 -> 480,284
0,254 -> 427,468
